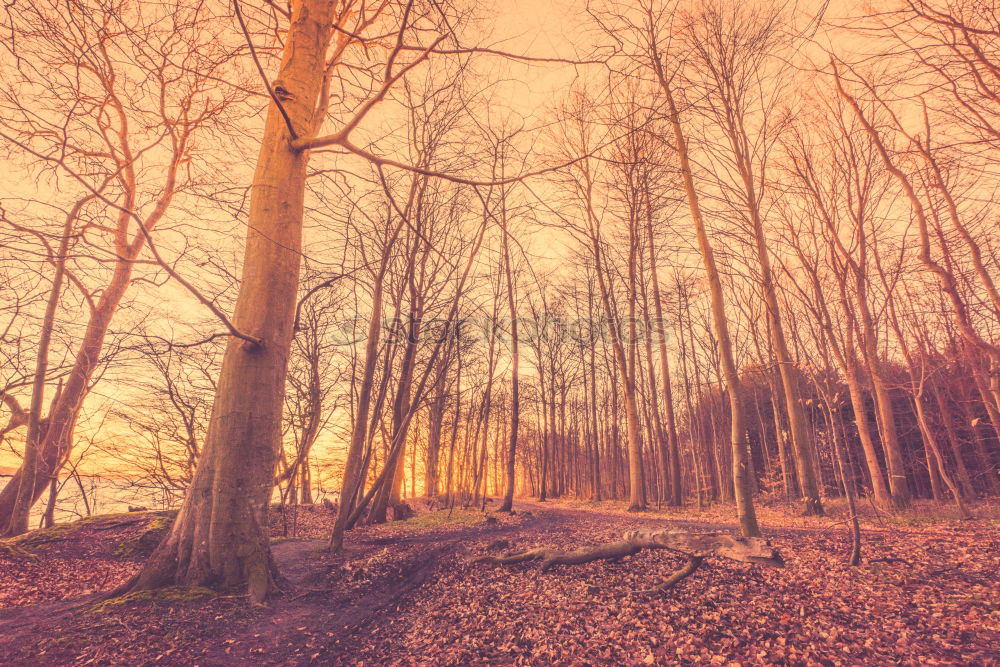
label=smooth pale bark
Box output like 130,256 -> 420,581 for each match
642,299 -> 669,505
593,247 -> 644,511
721,93 -> 823,516
659,78 -> 759,536
499,213 -> 519,513
587,277 -> 603,501
876,253 -> 970,517
5,198 -> 87,535
424,373 -> 447,498
660,0 -> 820,516
857,303 -> 910,507
645,191 -> 682,505
754,243 -> 823,516
581,166 -> 645,511
821,268 -> 893,506
785,137 -> 899,508
766,364 -> 796,500
793,166 -> 901,507
676,281 -> 706,507
535,332 -> 549,503
128,0 -> 333,600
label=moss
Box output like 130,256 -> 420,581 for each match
88,586 -> 216,614
0,510 -> 179,559
113,512 -> 176,558
1,522 -> 75,553
0,539 -> 39,561
392,509 -> 483,531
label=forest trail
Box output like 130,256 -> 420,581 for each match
199,508 -> 549,663
0,501 -> 996,664
203,501 -> 741,662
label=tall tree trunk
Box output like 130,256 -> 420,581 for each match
742,174 -> 823,516
128,0 -> 333,600
659,79 -> 759,536
499,219 -> 519,512
425,377 -> 446,498
645,191 -> 682,505
4,199 -> 86,535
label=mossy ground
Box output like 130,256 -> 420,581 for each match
0,522 -> 74,553
112,511 -> 176,557
87,586 -> 216,614
389,508 -> 488,532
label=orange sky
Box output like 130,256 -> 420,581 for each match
1,0 -> 872,479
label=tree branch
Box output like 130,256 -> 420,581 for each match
474,529 -> 784,579
234,0 -> 298,140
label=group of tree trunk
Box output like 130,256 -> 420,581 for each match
0,0 -> 997,600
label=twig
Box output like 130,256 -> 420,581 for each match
234,0 -> 298,140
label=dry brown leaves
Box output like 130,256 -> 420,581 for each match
0,502 -> 997,665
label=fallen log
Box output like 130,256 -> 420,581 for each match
473,529 -> 784,591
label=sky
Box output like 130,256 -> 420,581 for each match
1,0 -> 869,480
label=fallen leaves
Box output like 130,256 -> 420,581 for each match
0,502 -> 997,665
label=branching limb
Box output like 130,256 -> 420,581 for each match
473,530 -> 783,590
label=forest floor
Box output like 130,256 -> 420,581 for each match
0,497 -> 997,665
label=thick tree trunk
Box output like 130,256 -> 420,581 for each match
127,0 -> 332,601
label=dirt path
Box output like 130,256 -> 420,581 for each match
198,502 -> 660,664
198,509 -> 547,664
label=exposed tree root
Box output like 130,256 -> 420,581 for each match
473,529 -> 783,591
650,555 -> 704,592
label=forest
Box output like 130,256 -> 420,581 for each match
0,0 -> 997,664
